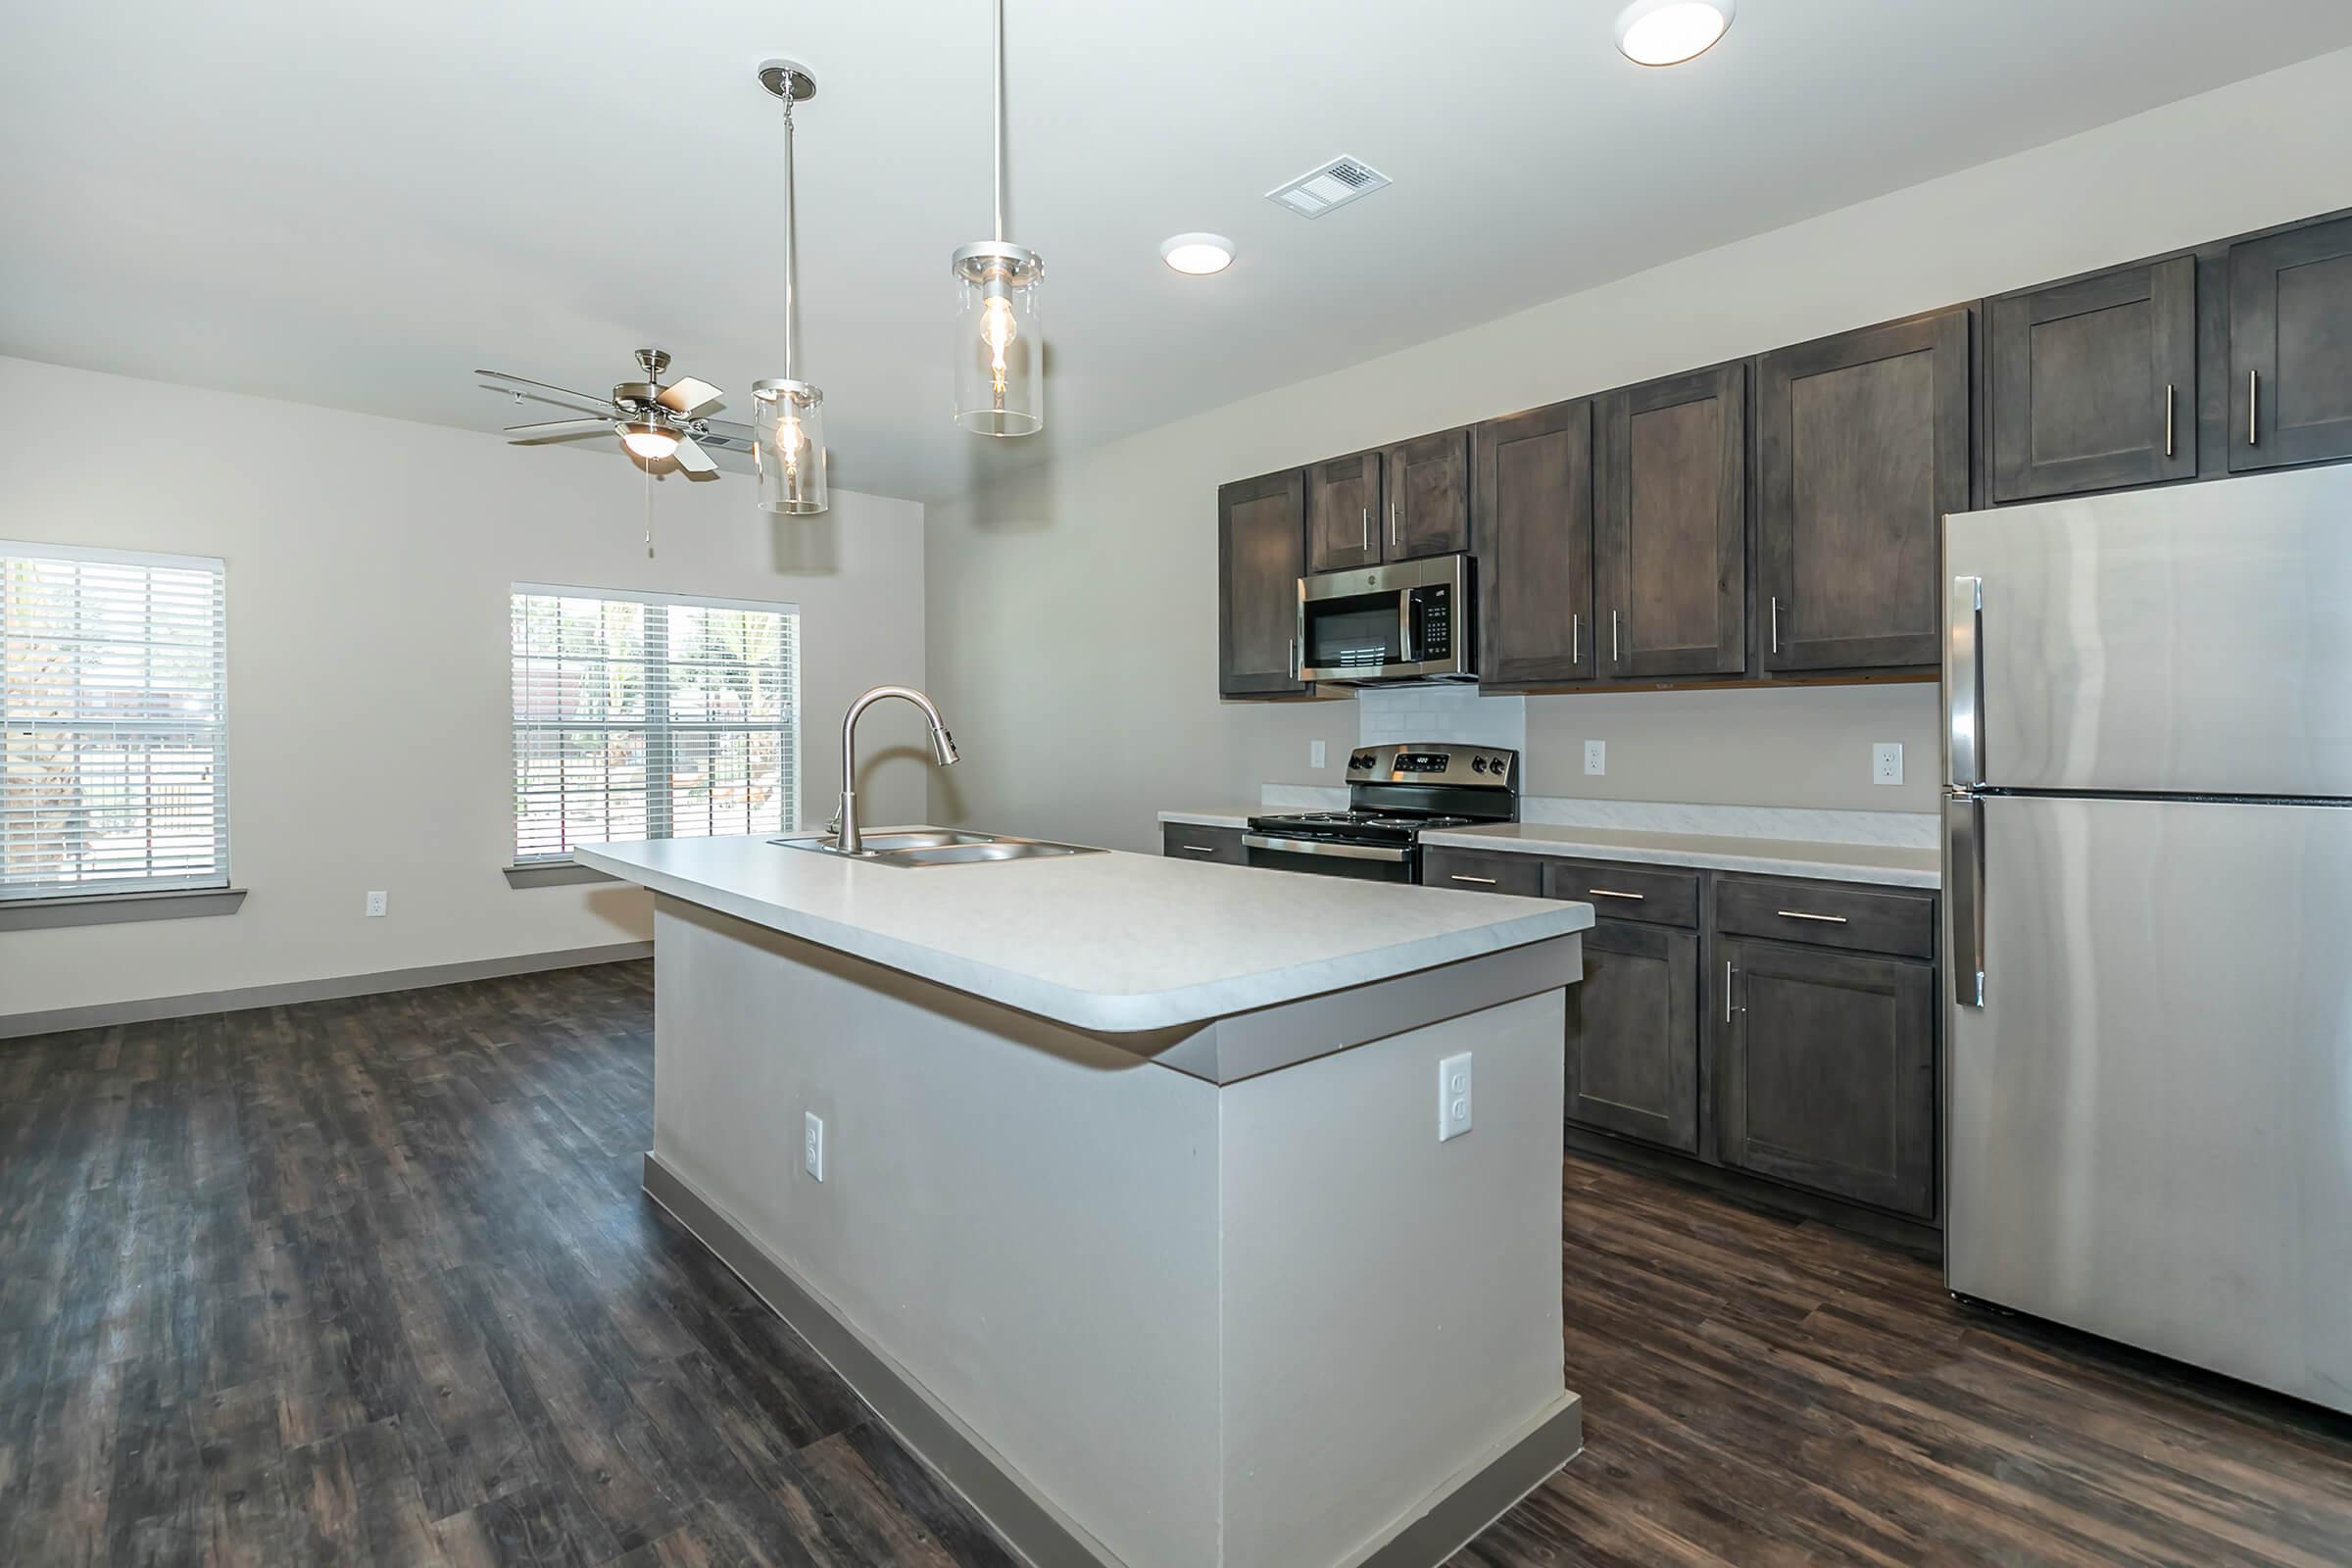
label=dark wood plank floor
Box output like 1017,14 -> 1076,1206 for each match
2,962 -> 2347,1567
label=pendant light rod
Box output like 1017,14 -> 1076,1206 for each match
992,0 -> 1005,243
781,88 -> 799,380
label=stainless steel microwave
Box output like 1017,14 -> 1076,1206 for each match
1296,554 -> 1475,684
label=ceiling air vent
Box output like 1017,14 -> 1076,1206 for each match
1265,157 -> 1391,219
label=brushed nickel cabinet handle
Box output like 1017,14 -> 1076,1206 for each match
1391,503 -> 1400,552
1776,909 -> 1849,923
1572,612 -> 1582,665
1770,595 -> 1781,656
1588,888 -> 1646,900
1179,844 -> 1218,854
2250,369 -> 2259,446
1611,610 -> 1622,664
2163,382 -> 2175,458
1360,507 -> 1370,549
1287,636 -> 1297,680
1724,960 -> 1740,1023
1449,873 -> 1499,886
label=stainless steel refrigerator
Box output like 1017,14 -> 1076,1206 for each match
1944,464 -> 2352,1416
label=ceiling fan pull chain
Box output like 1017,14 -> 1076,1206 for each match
645,453 -> 655,557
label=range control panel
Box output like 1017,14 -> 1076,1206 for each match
1344,743 -> 1518,789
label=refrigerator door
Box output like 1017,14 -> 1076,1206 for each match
1945,792 -> 2352,1414
1945,465 -> 2352,796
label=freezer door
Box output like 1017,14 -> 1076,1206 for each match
1945,465 -> 2352,796
1945,793 -> 2352,1413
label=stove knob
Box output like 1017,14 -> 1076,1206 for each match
1351,754 -> 1373,770
1471,757 -> 1489,774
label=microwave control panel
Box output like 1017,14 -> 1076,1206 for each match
1410,583 -> 1452,661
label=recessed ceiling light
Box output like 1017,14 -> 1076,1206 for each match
1615,0 -> 1735,66
1160,233 -> 1236,275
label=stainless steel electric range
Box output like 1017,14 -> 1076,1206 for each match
1244,742 -> 1519,883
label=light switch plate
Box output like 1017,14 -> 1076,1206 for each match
1310,740 -> 1327,769
1872,742 -> 1903,786
1583,740 -> 1606,776
1438,1052 -> 1473,1142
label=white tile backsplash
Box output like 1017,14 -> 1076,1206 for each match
1356,686 -> 1528,754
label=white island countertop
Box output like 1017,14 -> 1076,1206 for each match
576,830 -> 1592,1033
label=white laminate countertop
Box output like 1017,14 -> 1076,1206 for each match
1419,822 -> 1941,889
575,830 -> 1592,1034
1156,807 -> 1258,830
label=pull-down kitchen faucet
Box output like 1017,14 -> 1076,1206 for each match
832,685 -> 959,855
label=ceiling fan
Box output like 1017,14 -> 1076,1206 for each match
475,347 -> 755,475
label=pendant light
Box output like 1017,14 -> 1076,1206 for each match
752,58 -> 828,514
951,0 -> 1044,436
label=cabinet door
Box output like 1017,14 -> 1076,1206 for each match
1757,309 -> 1969,672
1989,257 -> 2196,501
1217,469 -> 1310,697
1565,919 -> 1700,1154
2230,215 -> 2352,471
1716,938 -> 1936,1217
1162,824 -> 1246,863
1472,400 -> 1594,685
1305,451 -> 1383,572
1381,428 -> 1472,560
1596,364 -> 1747,679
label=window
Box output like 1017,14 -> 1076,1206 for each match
511,584 -> 800,863
2,542 -> 230,900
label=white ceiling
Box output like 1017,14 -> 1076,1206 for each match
6,3 -> 2350,502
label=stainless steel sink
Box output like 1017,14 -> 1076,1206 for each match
772,829 -> 1101,866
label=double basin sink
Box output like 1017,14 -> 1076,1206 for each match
772,828 -> 1102,867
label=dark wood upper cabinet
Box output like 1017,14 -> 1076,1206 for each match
1990,256 -> 2196,501
1382,428 -> 1472,560
1304,451 -> 1383,573
1595,364 -> 1747,680
1563,918 -> 1700,1155
1217,469 -> 1310,698
2230,214 -> 2352,471
1473,399 -> 1595,685
1714,936 -> 1936,1217
1757,309 -> 1969,673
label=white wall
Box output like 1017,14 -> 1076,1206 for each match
0,358 -> 927,1018
925,48 -> 2352,854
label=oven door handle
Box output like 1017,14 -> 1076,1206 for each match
1241,834 -> 1412,863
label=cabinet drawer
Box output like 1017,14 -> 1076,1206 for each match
1542,859 -> 1699,928
1161,824 -> 1246,864
1713,876 -> 1936,959
1421,848 -> 1544,897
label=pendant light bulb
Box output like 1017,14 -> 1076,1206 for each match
754,58 -> 829,514
952,0 -> 1044,436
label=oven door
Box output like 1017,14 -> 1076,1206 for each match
1298,555 -> 1472,682
1241,833 -> 1418,883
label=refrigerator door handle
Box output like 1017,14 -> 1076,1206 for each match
1948,574 -> 1984,789
1949,794 -> 1986,1007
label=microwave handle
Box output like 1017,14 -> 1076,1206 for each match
1398,590 -> 1416,665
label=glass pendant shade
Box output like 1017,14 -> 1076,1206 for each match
752,378 -> 827,514
952,243 -> 1043,436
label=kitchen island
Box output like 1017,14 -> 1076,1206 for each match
575,830 -> 1592,1568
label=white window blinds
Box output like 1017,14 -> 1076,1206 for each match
2,541 -> 230,900
511,585 -> 800,862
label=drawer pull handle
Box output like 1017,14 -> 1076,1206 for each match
1450,873 -> 1499,886
1776,909 -> 1848,923
1587,888 -> 1645,900
1725,960 -> 1741,1022
1179,844 -> 1218,854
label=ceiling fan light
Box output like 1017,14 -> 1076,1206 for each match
616,421 -> 679,461
1615,0 -> 1734,66
753,378 -> 829,514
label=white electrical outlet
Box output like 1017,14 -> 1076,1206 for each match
1310,740 -> 1327,769
365,891 -> 388,918
804,1111 -> 825,1181
1583,740 -> 1606,776
1438,1052 -> 1473,1143
1872,742 -> 1904,786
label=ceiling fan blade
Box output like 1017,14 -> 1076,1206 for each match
504,418 -> 614,440
670,435 -> 718,474
692,429 -> 757,454
477,369 -> 612,410
656,376 -> 723,417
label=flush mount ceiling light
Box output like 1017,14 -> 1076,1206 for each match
1615,0 -> 1735,66
752,57 -> 829,514
1160,233 -> 1235,275
952,0 -> 1045,437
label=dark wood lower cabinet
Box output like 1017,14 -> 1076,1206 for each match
1715,937 -> 1937,1219
1565,919 -> 1700,1155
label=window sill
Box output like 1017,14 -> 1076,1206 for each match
504,861 -> 621,889
0,887 -> 249,931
